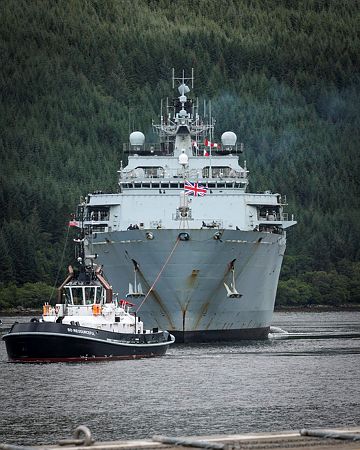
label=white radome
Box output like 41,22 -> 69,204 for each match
178,151 -> 189,166
221,131 -> 237,147
130,131 -> 145,146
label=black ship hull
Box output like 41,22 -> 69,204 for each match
172,326 -> 270,343
3,322 -> 174,362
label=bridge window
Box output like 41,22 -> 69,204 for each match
135,166 -> 164,178
202,166 -> 233,178
88,207 -> 110,221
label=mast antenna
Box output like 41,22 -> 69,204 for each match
128,106 -> 131,135
171,68 -> 194,88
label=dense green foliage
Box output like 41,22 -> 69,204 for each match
0,0 -> 359,309
0,282 -> 54,310
277,259 -> 360,307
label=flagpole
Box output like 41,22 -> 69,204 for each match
196,97 -> 199,156
209,101 -> 212,179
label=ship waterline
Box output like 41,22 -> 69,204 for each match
88,228 -> 285,342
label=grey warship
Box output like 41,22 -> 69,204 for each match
74,70 -> 296,343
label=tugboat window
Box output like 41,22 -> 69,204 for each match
64,288 -> 72,304
72,288 -> 83,305
84,287 -> 94,305
95,287 -> 102,303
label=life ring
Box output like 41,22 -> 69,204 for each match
55,305 -> 60,314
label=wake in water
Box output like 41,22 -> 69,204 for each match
268,326 -> 289,339
268,325 -> 360,340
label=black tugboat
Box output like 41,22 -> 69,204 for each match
3,209 -> 175,362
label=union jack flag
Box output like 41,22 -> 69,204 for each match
184,180 -> 207,197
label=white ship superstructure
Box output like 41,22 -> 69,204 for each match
75,70 -> 296,342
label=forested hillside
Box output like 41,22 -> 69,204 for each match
1,0 -> 359,309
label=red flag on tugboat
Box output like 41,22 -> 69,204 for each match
120,299 -> 135,307
184,180 -> 207,197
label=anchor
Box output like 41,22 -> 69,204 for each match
224,259 -> 242,298
126,258 -> 145,298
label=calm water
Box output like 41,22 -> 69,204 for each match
0,311 -> 359,445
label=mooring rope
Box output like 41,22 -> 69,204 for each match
136,237 -> 180,313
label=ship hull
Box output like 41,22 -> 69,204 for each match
89,228 -> 286,342
3,322 -> 174,362
171,327 -> 269,343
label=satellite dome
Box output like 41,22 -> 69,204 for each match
221,131 -> 237,147
129,131 -> 145,146
178,83 -> 190,95
178,151 -> 189,166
